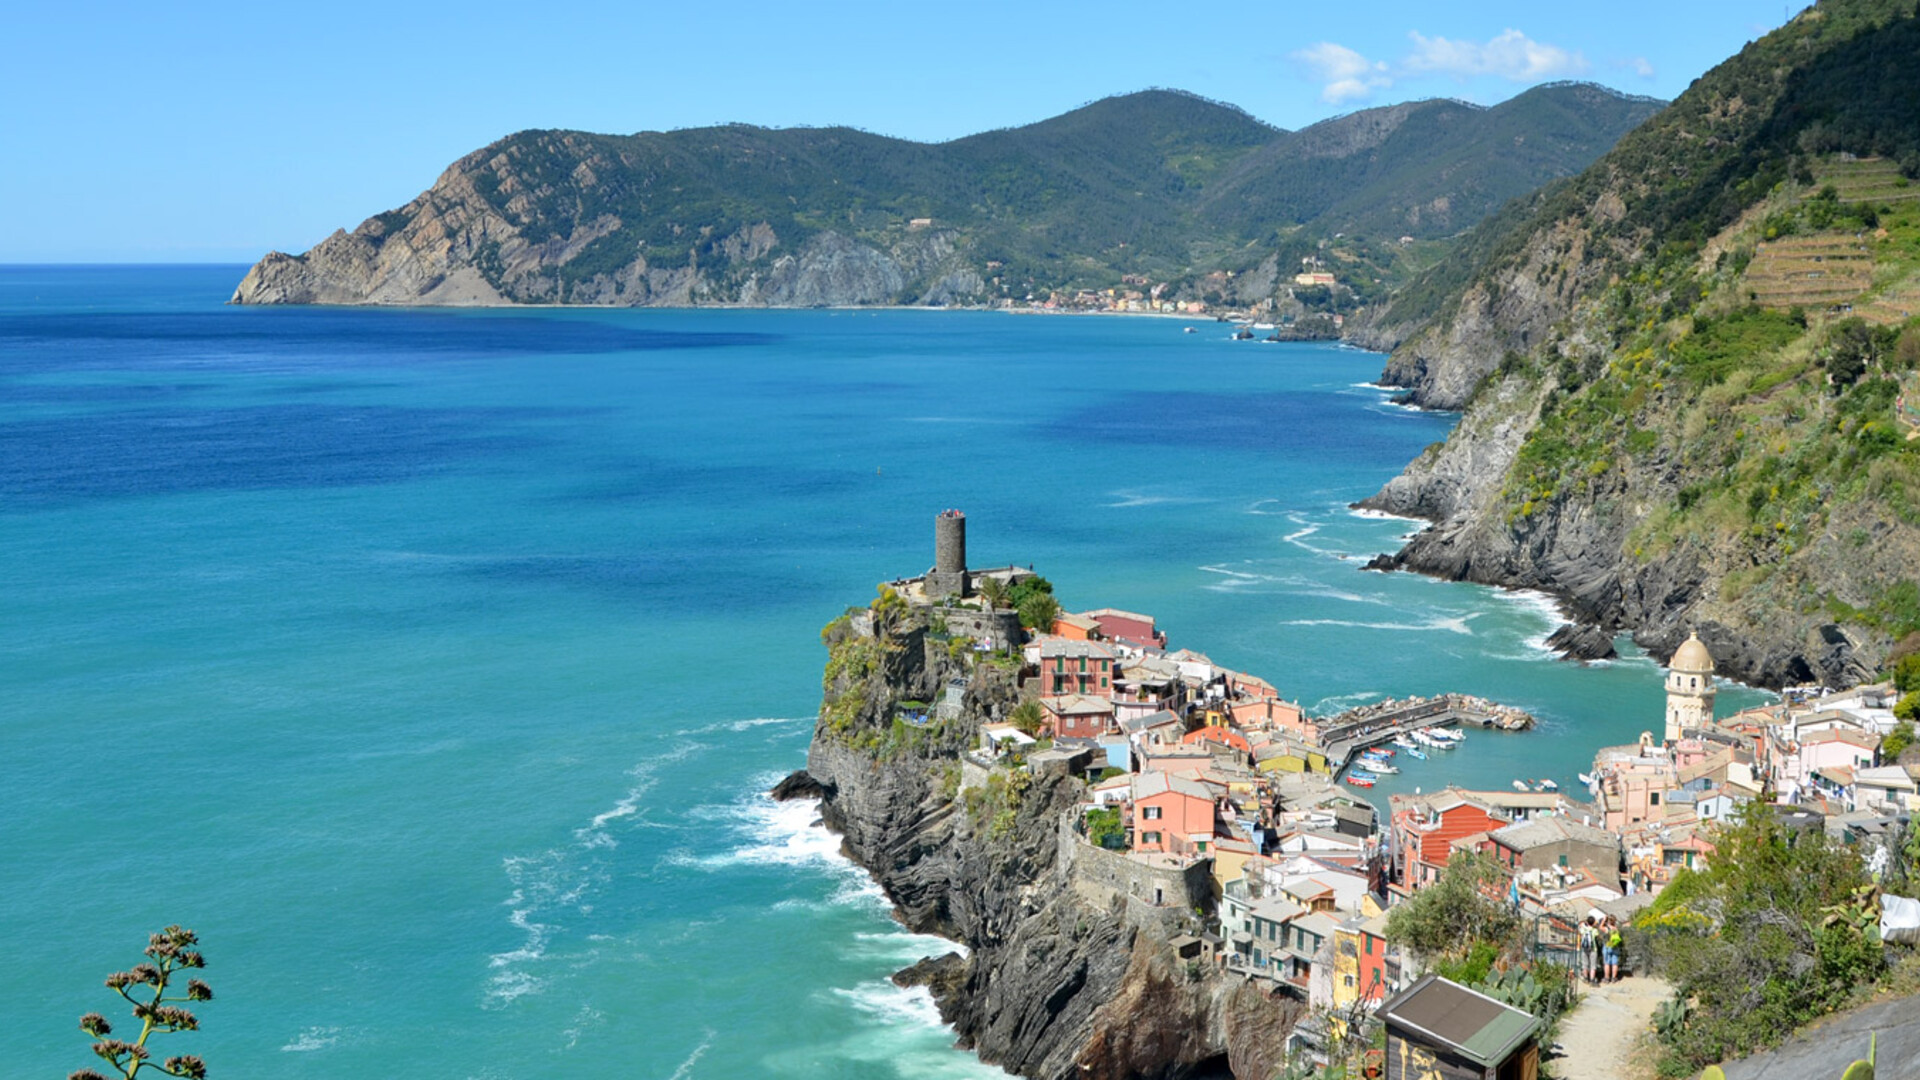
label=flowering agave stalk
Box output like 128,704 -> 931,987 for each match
70,926 -> 212,1080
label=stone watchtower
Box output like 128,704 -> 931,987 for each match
927,509 -> 969,599
1664,631 -> 1717,743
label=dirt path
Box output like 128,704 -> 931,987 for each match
1551,975 -> 1672,1080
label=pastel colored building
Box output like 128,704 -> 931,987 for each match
1390,791 -> 1508,889
1082,608 -> 1167,650
1039,638 -> 1116,696
1042,694 -> 1116,741
1184,724 -> 1252,756
1131,772 -> 1217,855
1232,697 -> 1315,740
1332,912 -> 1393,1009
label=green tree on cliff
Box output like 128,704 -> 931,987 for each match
977,575 -> 1010,611
1008,575 -> 1061,631
70,926 -> 213,1080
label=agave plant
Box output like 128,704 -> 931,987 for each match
1653,996 -> 1692,1043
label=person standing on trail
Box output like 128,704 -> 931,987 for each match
1578,917 -> 1599,984
1604,918 -> 1623,983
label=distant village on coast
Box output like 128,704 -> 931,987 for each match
840,510 -> 1920,1074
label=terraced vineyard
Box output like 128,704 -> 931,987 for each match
1744,234 -> 1874,308
1815,156 -> 1920,204
1860,271 -> 1920,326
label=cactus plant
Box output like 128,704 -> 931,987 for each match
1698,1031 -> 1873,1080
1838,1031 -> 1876,1080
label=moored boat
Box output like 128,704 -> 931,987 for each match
1346,774 -> 1376,788
1537,778 -> 1558,792
1404,747 -> 1428,760
1512,780 -> 1530,792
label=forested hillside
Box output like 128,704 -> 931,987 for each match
1363,0 -> 1920,689
231,85 -> 1659,309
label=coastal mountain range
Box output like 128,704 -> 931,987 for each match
230,83 -> 1659,308
1359,0 -> 1920,689
231,0 -> 1920,696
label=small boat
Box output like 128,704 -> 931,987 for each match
1404,747 -> 1427,760
1360,760 -> 1399,774
1348,769 -> 1377,782
1578,772 -> 1596,788
1368,747 -> 1395,757
1392,736 -> 1419,750
1183,326 -> 1198,334
1537,778 -> 1559,792
1346,774 -> 1376,788
1513,780 -> 1531,792
1423,727 -> 1465,743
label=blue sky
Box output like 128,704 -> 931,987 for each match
4,1 -> 1811,262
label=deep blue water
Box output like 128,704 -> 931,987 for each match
1,266 -> 1764,1078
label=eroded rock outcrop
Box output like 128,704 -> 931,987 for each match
782,609 -> 1296,1079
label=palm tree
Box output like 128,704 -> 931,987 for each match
979,576 -> 1010,611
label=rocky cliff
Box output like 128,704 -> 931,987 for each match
231,86 -> 1658,310
1359,0 -> 1920,689
781,609 -> 1298,1080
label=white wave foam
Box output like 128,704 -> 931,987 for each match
484,968 -> 544,1008
1490,588 -> 1570,659
1314,691 -> 1383,712
824,983 -> 1012,1077
488,735 -> 732,1007
1348,506 -> 1425,524
665,1029 -> 716,1080
696,794 -> 847,871
1282,614 -> 1478,635
559,1003 -> 606,1050
280,1026 -> 341,1052
1105,490 -> 1206,508
730,716 -> 804,732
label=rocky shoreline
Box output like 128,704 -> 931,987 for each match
771,609 -> 1298,1080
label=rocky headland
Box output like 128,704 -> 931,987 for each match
229,85 -> 1658,313
1355,0 -> 1920,690
773,607 -> 1298,1080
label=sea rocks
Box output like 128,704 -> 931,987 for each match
892,951 -> 967,998
1545,622 -> 1618,661
768,769 -> 827,802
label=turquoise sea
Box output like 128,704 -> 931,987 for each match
3,266 -> 1765,1078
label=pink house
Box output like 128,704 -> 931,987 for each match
1042,694 -> 1116,741
1039,638 -> 1116,697
1131,772 -> 1216,855
1232,698 -> 1316,741
1083,608 -> 1168,650
1780,728 -> 1879,800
